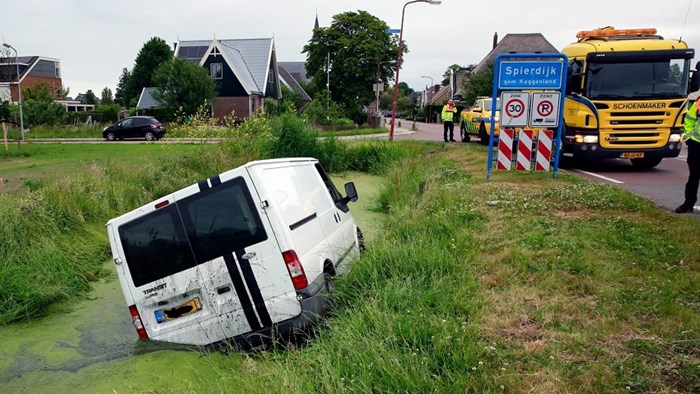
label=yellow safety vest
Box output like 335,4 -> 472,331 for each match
684,102 -> 700,143
441,104 -> 456,122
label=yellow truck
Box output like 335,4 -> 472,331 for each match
561,27 -> 695,168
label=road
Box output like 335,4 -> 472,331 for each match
388,117 -> 697,217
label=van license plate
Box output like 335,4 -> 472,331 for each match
621,152 -> 644,159
155,297 -> 202,323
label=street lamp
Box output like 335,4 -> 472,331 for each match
389,0 -> 441,141
2,43 -> 25,141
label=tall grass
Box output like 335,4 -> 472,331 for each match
193,148 -> 699,393
0,114 -> 406,325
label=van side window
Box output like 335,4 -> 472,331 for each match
314,163 -> 343,204
119,205 -> 197,287
180,178 -> 267,263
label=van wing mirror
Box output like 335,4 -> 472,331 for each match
344,182 -> 358,203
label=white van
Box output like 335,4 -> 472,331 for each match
106,158 -> 363,348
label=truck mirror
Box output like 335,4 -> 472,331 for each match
344,182 -> 358,203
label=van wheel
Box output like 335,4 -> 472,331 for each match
357,227 -> 366,255
478,123 -> 489,145
460,123 -> 470,142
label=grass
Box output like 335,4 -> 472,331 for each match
0,116 -> 698,392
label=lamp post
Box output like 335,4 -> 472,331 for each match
389,0 -> 441,141
2,43 -> 24,141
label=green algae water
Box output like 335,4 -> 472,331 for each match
0,172 -> 383,393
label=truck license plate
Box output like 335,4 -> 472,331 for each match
621,152 -> 644,159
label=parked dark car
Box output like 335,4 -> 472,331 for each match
103,116 -> 165,141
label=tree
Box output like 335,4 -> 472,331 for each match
124,37 -> 172,108
23,83 -> 54,102
303,11 -> 400,119
101,87 -> 114,104
442,64 -> 464,86
84,90 -> 97,105
152,57 -> 217,118
115,68 -> 131,107
461,63 -> 494,104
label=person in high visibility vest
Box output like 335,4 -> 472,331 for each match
441,99 -> 457,142
675,94 -> 700,213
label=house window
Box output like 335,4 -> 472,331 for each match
211,63 -> 223,79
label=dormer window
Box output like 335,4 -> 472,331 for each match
211,63 -> 223,79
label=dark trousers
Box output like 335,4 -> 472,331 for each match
443,121 -> 454,141
684,139 -> 700,206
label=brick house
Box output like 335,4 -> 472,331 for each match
0,56 -> 62,102
174,38 -> 282,120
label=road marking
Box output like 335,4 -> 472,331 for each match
571,169 -> 625,184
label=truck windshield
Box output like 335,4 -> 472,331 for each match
586,58 -> 690,99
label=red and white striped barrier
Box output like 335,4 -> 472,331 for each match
516,129 -> 534,171
497,129 -> 514,170
535,130 -> 554,172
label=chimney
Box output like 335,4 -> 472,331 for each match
493,32 -> 498,49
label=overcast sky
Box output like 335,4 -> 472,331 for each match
1,0 -> 698,98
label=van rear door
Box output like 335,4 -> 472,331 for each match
110,195 -> 227,345
176,171 -> 301,339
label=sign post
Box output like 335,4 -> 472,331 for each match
486,53 -> 568,179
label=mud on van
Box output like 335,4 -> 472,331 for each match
106,158 -> 364,348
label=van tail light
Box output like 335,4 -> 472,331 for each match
128,305 -> 149,340
282,250 -> 308,290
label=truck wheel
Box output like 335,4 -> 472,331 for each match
460,123 -> 470,142
478,123 -> 489,145
631,157 -> 662,169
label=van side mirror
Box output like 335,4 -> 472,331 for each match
344,182 -> 358,203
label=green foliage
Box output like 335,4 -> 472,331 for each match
152,56 -> 217,118
101,87 -> 114,104
0,100 -> 10,122
23,99 -> 68,126
397,96 -> 415,115
114,68 -> 130,107
442,64 -> 464,86
302,90 -> 346,126
461,63 -> 494,103
124,37 -> 173,108
95,103 -> 121,123
23,82 -> 55,102
303,10 -> 398,115
83,89 -> 97,105
265,85 -> 303,116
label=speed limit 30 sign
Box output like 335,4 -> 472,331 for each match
500,92 -> 529,127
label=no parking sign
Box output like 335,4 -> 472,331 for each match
530,92 -> 561,128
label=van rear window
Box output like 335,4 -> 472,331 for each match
119,204 -> 196,287
179,179 -> 267,263
118,177 -> 268,287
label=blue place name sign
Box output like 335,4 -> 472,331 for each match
385,28 -> 401,34
497,61 -> 564,90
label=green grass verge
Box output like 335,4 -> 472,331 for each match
0,116 -> 698,392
